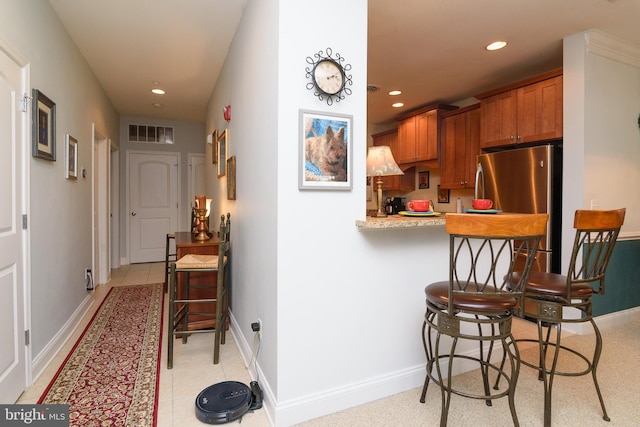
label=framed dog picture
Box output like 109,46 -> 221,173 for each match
299,110 -> 352,190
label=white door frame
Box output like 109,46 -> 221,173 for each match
92,124 -> 110,285
110,142 -> 120,269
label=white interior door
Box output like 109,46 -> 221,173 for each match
128,152 -> 178,263
0,45 -> 27,402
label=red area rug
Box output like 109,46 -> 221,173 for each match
39,284 -> 164,426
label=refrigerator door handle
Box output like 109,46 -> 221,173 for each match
475,163 -> 485,199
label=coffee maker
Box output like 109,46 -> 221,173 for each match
385,197 -> 405,215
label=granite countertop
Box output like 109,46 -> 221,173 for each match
356,213 -> 447,230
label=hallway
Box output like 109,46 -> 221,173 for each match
17,263 -> 270,427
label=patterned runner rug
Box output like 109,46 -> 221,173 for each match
39,284 -> 164,426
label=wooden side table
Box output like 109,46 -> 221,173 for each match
174,232 -> 225,331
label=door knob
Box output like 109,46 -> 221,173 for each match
131,212 -> 137,216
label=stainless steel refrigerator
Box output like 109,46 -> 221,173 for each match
477,144 -> 562,273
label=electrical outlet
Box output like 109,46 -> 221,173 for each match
251,319 -> 262,340
590,199 -> 600,210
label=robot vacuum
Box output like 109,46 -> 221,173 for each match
195,380 -> 263,424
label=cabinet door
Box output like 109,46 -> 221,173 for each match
480,90 -> 517,148
415,110 -> 438,162
517,76 -> 562,143
396,116 -> 416,164
440,113 -> 467,189
464,107 -> 481,188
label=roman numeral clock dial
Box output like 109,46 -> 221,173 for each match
306,48 -> 352,106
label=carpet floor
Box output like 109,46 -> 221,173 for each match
39,284 -> 164,426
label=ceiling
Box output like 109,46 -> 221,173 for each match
49,0 -> 640,125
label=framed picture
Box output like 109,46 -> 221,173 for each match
227,156 -> 236,200
299,110 -> 352,190
65,134 -> 78,179
217,129 -> 228,177
32,89 -> 56,161
418,171 -> 430,189
437,185 -> 450,203
210,129 -> 218,164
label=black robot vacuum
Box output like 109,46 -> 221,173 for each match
195,380 -> 263,424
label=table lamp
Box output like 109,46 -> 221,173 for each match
366,146 -> 403,217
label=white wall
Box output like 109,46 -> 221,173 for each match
204,1 -> 454,425
563,30 -> 640,269
0,1 -> 119,362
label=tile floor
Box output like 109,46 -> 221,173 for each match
17,262 -> 271,427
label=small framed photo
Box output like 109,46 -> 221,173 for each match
299,110 -> 352,190
210,129 -> 218,164
32,89 -> 56,161
217,129 -> 228,177
437,185 -> 450,203
65,134 -> 78,179
418,171 -> 430,189
227,156 -> 236,200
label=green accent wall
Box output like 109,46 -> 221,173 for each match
593,240 -> 640,316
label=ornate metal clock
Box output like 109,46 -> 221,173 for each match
306,48 -> 352,106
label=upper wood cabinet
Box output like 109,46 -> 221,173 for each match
440,104 -> 481,190
395,104 -> 457,165
477,69 -> 562,149
370,129 -> 414,192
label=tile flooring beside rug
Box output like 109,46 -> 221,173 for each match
17,262 -> 270,427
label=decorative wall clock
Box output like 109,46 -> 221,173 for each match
305,48 -> 352,105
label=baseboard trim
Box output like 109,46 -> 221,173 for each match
30,292 -> 96,383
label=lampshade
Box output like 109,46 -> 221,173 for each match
366,146 -> 403,177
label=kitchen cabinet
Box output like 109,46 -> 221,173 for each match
440,104 -> 481,189
371,129 -> 414,192
477,69 -> 562,149
395,104 -> 457,165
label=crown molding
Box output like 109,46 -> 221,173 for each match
585,29 -> 640,68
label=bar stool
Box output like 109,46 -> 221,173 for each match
164,233 -> 176,293
167,213 -> 231,368
420,213 -> 547,427
511,208 -> 625,426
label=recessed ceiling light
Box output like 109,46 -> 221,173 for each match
486,41 -> 507,51
152,88 -> 165,95
152,103 -> 163,108
389,90 -> 402,96
392,102 -> 404,108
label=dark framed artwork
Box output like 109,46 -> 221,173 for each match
65,134 -> 78,179
32,89 -> 56,161
437,184 -> 450,203
418,171 -> 430,189
227,156 -> 236,200
299,109 -> 352,190
217,129 -> 228,177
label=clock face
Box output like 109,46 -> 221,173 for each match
313,60 -> 344,95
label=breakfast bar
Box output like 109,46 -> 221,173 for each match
356,213 -> 447,230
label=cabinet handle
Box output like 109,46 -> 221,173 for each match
510,135 -> 515,140
517,135 -> 521,140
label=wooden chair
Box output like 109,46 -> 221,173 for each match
513,208 -> 625,426
420,213 -> 548,427
167,213 -> 231,368
164,233 -> 176,293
